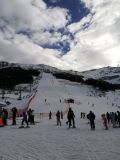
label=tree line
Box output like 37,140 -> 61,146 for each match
0,67 -> 40,89
53,72 -> 120,91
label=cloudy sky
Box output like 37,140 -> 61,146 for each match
0,0 -> 120,71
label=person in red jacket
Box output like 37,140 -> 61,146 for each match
101,114 -> 108,130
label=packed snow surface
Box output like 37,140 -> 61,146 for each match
0,73 -> 120,160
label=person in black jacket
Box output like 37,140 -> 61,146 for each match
11,107 -> 18,125
67,107 -> 75,128
88,111 -> 95,130
60,111 -> 63,119
56,110 -> 61,126
117,111 -> 120,127
106,112 -> 110,124
49,111 -> 52,119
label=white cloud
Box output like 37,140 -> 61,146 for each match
0,0 -> 70,31
64,0 -> 120,70
31,30 -> 62,46
0,0 -> 120,71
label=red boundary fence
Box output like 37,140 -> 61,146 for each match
17,90 -> 37,116
8,90 -> 37,118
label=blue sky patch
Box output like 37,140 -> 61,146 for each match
43,0 -> 90,24
41,41 -> 70,54
45,27 -> 74,54
16,30 -> 32,39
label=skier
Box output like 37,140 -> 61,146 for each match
60,111 -> 63,119
31,110 -> 35,124
67,107 -> 75,128
88,111 -> 95,130
27,108 -> 32,124
20,112 -> 29,128
106,112 -> 110,124
56,110 -> 61,126
49,111 -> 52,119
111,112 -> 116,128
11,107 -> 18,125
117,111 -> 120,127
115,112 -> 118,125
83,112 -> 86,119
59,99 -> 61,103
81,112 -> 83,119
87,113 -> 90,124
101,114 -> 108,130
1,108 -> 8,126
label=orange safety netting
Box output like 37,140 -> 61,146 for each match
34,102 -> 70,118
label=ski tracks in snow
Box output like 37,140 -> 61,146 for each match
1,119 -> 120,160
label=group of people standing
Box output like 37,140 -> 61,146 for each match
1,105 -> 120,131
67,109 -> 120,130
20,108 -> 35,128
102,111 -> 120,129
49,110 -> 63,126
11,107 -> 35,128
87,111 -> 120,130
0,107 -> 17,127
49,108 -> 76,128
0,107 -> 35,128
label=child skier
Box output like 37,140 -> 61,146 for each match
101,114 -> 108,130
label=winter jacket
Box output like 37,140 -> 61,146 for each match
67,110 -> 75,119
89,113 -> 95,121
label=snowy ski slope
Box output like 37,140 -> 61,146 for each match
29,73 -> 120,118
0,72 -> 120,160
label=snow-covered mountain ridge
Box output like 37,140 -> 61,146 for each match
0,61 -> 120,84
81,66 -> 120,84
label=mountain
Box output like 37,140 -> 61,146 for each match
81,66 -> 120,84
0,61 -> 120,89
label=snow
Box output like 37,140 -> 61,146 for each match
0,72 -> 120,160
1,118 -> 120,160
1,61 -> 120,84
81,66 -> 120,84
